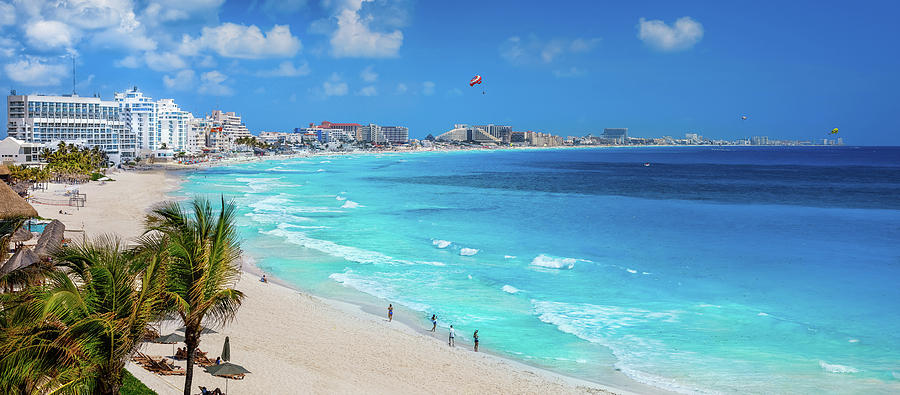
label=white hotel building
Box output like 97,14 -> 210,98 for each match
7,87 -> 206,164
6,92 -> 127,163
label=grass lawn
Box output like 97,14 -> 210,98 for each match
121,369 -> 157,395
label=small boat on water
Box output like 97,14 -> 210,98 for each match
643,162 -> 651,167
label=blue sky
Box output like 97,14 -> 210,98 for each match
1,0 -> 898,144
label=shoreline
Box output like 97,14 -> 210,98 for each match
238,257 -> 649,395
29,167 -> 647,394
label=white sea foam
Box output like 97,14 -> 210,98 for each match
459,248 -> 479,256
757,312 -> 770,317
530,254 -> 577,270
335,196 -> 347,201
504,255 -> 516,259
416,261 -> 446,266
819,361 -> 859,373
320,160 -> 331,163
329,271 -> 430,312
467,274 -> 473,279
316,169 -> 326,172
502,285 -> 522,294
264,225 -> 413,266
626,268 -> 638,274
341,200 -> 362,209
236,177 -> 285,193
432,239 -> 451,249
532,300 -> 704,394
848,339 -> 859,343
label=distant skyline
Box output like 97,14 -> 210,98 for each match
1,0 -> 899,144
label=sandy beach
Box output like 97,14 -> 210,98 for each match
27,169 -> 632,395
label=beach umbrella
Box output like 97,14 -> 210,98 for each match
33,220 -> 65,259
152,332 -> 185,355
0,248 -> 39,277
175,326 -> 219,335
205,362 -> 250,394
221,336 -> 230,362
10,226 -> 33,243
0,181 -> 38,220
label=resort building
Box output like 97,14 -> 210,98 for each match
207,110 -> 252,151
7,92 -> 127,164
474,124 -> 513,143
114,87 -> 157,158
0,136 -> 43,165
156,99 -> 192,151
436,125 -> 500,144
360,124 -> 409,144
601,128 -> 628,144
310,121 -> 361,141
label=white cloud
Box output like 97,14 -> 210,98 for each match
257,61 -> 311,77
26,20 -> 78,50
180,23 -> 302,59
330,1 -> 403,58
360,65 -> 378,82
4,57 -> 67,86
143,0 -> 225,23
75,74 -> 95,91
395,83 -> 407,94
0,2 -> 15,26
500,35 -> 601,64
318,72 -> 348,96
570,38 -> 601,53
114,55 -> 141,68
553,67 -> 586,78
357,85 -> 377,96
144,51 -> 187,71
199,70 -> 233,96
422,81 -> 435,96
197,56 -> 217,68
0,36 -> 21,57
163,69 -> 196,90
637,17 -> 703,51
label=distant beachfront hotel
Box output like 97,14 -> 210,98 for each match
7,91 -> 128,163
601,128 -> 628,144
6,87 -> 254,164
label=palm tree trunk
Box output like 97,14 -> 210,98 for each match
183,327 -> 200,395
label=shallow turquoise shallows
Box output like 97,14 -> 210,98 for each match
179,147 -> 900,394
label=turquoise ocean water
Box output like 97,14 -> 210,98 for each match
178,147 -> 900,394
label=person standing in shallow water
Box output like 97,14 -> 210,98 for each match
388,304 -> 393,322
473,330 -> 479,352
430,314 -> 437,332
448,325 -> 455,347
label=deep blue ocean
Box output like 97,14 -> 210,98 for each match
179,147 -> 900,394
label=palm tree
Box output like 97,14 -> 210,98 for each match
145,197 -> 244,395
0,235 -> 168,394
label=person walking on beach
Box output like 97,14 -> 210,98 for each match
388,304 -> 393,322
430,314 -> 437,332
448,325 -> 456,347
473,330 -> 479,352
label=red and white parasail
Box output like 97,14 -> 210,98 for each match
469,75 -> 482,87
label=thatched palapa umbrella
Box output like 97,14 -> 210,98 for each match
11,226 -> 33,243
0,181 -> 38,220
0,248 -> 39,277
33,219 -> 65,259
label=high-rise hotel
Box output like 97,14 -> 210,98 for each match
7,87 -> 200,163
6,91 -> 128,163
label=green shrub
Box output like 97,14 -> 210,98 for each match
90,172 -> 104,181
